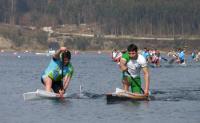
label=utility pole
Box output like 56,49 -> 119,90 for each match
181,16 -> 184,35
135,17 -> 138,35
10,0 -> 15,25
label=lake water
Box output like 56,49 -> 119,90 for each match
0,52 -> 200,123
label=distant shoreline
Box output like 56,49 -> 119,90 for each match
1,23 -> 200,52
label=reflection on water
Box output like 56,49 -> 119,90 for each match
0,52 -> 200,123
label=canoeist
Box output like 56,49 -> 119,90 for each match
177,48 -> 185,64
197,51 -> 200,61
151,49 -> 161,67
192,50 -> 197,61
112,49 -> 122,63
191,50 -> 200,62
41,47 -> 74,97
120,44 -> 150,96
142,48 -> 151,63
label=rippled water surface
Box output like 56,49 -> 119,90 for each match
0,52 -> 200,123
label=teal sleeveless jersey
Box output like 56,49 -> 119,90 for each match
42,58 -> 73,82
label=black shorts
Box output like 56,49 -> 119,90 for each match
180,59 -> 184,64
41,78 -> 62,93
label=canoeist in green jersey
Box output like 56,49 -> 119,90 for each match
41,47 -> 74,97
119,44 -> 150,96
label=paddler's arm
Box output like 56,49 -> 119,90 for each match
142,66 -> 150,96
62,75 -> 72,92
119,58 -> 128,72
58,75 -> 71,96
53,47 -> 67,59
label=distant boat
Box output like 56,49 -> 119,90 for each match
35,52 -> 47,55
97,50 -> 102,54
48,49 -> 55,55
179,62 -> 187,66
35,49 -> 56,56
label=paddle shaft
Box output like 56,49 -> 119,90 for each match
161,57 -> 168,61
61,53 -> 64,90
126,71 -> 145,94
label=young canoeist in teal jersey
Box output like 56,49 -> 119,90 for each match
41,47 -> 74,97
120,44 -> 150,96
177,48 -> 185,64
142,48 -> 151,63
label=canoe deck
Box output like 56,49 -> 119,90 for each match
106,93 -> 149,103
23,89 -> 68,101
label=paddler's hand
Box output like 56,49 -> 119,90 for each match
60,47 -> 67,52
144,90 -> 149,96
58,89 -> 65,97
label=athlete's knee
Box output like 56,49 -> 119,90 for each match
43,76 -> 53,85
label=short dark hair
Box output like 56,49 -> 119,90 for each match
127,44 -> 138,52
62,50 -> 71,60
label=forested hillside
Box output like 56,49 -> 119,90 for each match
0,0 -> 200,51
1,0 -> 200,36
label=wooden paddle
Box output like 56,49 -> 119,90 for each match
59,53 -> 65,99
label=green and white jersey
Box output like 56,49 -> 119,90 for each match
122,52 -> 147,78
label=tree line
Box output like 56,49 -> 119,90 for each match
0,0 -> 200,36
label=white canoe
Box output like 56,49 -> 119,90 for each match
23,89 -> 67,101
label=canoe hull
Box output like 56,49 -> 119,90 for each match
106,93 -> 149,103
23,89 -> 67,101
